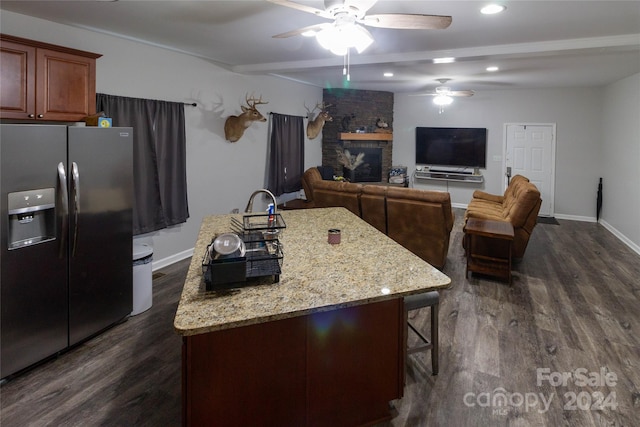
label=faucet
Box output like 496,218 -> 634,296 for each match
244,189 -> 277,214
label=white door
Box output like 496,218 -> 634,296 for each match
504,124 -> 555,217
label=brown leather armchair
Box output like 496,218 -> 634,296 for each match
465,175 -> 541,258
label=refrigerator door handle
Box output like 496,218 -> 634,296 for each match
57,162 -> 69,259
71,161 -> 80,256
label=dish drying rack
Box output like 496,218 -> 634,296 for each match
202,213 -> 285,291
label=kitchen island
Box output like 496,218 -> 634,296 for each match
175,207 -> 451,426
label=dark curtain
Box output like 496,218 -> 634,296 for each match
96,93 -> 189,235
267,113 -> 304,196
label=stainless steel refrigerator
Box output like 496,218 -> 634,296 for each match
1,124 -> 133,379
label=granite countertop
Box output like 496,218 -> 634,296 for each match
174,207 -> 451,336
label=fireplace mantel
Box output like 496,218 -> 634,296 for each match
339,132 -> 393,141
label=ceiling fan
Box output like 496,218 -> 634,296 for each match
419,79 -> 475,99
413,79 -> 474,112
267,0 -> 452,55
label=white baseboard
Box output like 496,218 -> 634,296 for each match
554,213 -> 596,223
152,248 -> 194,272
599,220 -> 640,256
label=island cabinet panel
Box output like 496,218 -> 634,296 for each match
0,34 -> 100,121
182,298 -> 404,426
182,315 -> 307,427
306,298 -> 404,427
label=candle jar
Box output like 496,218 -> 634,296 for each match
328,229 -> 341,245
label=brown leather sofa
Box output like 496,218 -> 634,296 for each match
464,175 -> 542,258
306,170 -> 454,269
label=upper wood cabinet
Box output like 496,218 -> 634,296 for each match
1,34 -> 101,121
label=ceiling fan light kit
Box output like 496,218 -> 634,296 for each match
433,94 -> 454,106
315,20 -> 374,55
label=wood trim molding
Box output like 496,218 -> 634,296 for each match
1,33 -> 102,59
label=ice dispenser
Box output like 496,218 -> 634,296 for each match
8,188 -> 56,249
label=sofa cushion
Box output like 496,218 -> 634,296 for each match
385,187 -> 454,269
360,185 -> 388,233
471,175 -> 529,204
504,182 -> 541,228
313,180 -> 363,216
386,188 -> 454,232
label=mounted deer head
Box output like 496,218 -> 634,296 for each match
305,102 -> 333,140
224,94 -> 269,142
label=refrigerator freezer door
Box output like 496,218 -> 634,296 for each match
0,124 -> 69,379
67,127 -> 133,345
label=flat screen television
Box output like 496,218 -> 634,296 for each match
416,127 -> 487,168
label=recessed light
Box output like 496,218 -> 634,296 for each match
481,4 -> 506,15
486,66 -> 499,72
433,57 -> 455,64
383,72 -> 394,77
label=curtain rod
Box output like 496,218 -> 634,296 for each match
268,112 -> 307,118
184,102 -> 197,107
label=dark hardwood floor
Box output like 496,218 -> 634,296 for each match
2,209 -> 639,426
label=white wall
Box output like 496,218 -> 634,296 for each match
393,88 -> 603,218
601,73 -> 640,252
1,11 -> 323,267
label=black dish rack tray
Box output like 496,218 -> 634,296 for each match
235,212 -> 286,234
202,214 -> 285,291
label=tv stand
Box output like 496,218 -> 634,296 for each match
415,170 -> 484,183
429,168 -> 473,175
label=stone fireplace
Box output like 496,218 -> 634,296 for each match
321,88 -> 394,182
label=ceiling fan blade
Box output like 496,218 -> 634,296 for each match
409,90 -> 474,97
343,0 -> 378,14
266,0 -> 333,19
272,23 -> 331,38
450,90 -> 475,97
362,14 -> 452,30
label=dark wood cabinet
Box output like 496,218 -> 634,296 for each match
182,298 -> 405,426
1,34 -> 101,121
306,300 -> 404,426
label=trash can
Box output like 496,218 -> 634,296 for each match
132,243 -> 153,316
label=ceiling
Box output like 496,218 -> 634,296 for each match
1,0 -> 639,93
